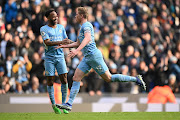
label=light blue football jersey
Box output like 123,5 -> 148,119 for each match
78,22 -> 97,56
40,24 -> 67,58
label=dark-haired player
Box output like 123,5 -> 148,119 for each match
40,9 -> 72,114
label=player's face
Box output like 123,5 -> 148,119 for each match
49,11 -> 58,25
75,11 -> 82,23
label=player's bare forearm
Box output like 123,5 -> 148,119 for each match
76,33 -> 91,51
44,39 -> 63,46
61,38 -> 74,45
69,40 -> 75,44
65,42 -> 79,48
55,41 -> 79,49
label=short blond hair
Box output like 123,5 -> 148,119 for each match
77,7 -> 88,19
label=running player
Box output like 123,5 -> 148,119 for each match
56,7 -> 146,111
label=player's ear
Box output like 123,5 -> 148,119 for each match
81,14 -> 84,18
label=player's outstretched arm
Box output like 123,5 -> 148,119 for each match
68,32 -> 91,58
61,38 -> 74,45
44,39 -> 64,46
55,40 -> 80,49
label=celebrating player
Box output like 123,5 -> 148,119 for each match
40,9 -> 72,114
56,7 -> 146,111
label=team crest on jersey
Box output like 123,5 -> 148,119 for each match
59,29 -> 62,33
96,65 -> 103,72
41,32 -> 45,36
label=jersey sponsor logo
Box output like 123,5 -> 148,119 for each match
49,36 -> 63,41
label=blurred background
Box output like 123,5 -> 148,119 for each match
0,0 -> 180,112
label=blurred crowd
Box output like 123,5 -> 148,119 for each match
0,0 -> 179,95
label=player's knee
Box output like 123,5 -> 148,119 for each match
47,79 -> 54,86
60,77 -> 68,84
73,75 -> 81,82
103,75 -> 111,83
59,74 -> 68,84
61,80 -> 67,84
104,78 -> 111,83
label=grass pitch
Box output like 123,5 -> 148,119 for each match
0,112 -> 179,120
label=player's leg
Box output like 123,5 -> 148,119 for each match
91,49 -> 146,90
46,77 -> 56,106
45,59 -> 61,114
56,68 -> 86,111
59,74 -> 68,104
67,68 -> 86,105
100,70 -> 137,82
56,57 -> 91,111
56,58 -> 69,114
59,73 -> 69,114
100,69 -> 146,90
47,76 -> 61,114
67,57 -> 91,108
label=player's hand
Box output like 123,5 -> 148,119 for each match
54,45 -> 67,49
68,49 -> 79,58
61,38 -> 72,45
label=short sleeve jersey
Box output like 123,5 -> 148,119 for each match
40,24 -> 67,58
78,22 -> 97,56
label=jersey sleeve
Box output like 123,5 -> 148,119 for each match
83,25 -> 91,34
40,27 -> 49,41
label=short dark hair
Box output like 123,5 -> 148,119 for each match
45,9 -> 55,18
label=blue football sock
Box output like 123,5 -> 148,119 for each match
61,83 -> 68,104
47,85 -> 55,105
111,74 -> 137,82
67,81 -> 80,105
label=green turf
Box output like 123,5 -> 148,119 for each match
0,112 -> 179,120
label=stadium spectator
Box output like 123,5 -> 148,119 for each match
0,32 -> 13,60
147,85 -> 176,104
0,6 -> 6,37
137,60 -> 150,92
4,0 -> 18,24
21,39 -> 34,60
0,67 -> 10,94
31,5 -> 43,36
130,68 -> 139,94
168,74 -> 179,93
20,0 -> 32,21
85,69 -> 103,96
30,52 -> 45,93
118,65 -> 131,92
12,55 -> 32,93
28,75 -> 40,94
13,35 -> 22,57
169,56 -> 180,81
